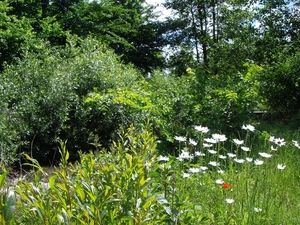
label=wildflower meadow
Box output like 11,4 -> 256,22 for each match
1,122 -> 300,224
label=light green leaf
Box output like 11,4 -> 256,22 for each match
49,175 -> 57,189
0,171 -> 8,189
65,150 -> 69,161
76,186 -> 85,201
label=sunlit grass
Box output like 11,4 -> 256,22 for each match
163,123 -> 300,224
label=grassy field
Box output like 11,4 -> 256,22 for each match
1,121 -> 300,224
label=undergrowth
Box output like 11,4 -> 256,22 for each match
0,122 -> 300,224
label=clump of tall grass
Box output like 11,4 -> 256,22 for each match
1,123 -> 300,224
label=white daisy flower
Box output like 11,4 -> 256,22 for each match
254,207 -> 262,212
212,134 -> 227,142
208,149 -> 217,154
242,124 -> 255,132
233,139 -> 244,145
160,163 -> 171,170
218,169 -> 225,174
226,198 -> 234,204
189,167 -> 200,173
274,138 -> 286,147
234,158 -> 245,164
195,151 -> 205,157
200,166 -> 208,171
258,152 -> 272,158
204,138 -> 217,144
246,157 -> 253,162
241,146 -> 250,152
157,155 -> 170,162
292,140 -> 300,149
189,138 -> 197,146
208,161 -> 220,167
254,159 -> 264,165
269,136 -> 286,147
177,151 -> 192,161
174,136 -> 187,142
182,173 -> 191,178
194,125 -> 209,133
215,179 -> 224,184
277,164 -> 286,170
203,143 -> 213,148
219,155 -> 227,159
227,153 -> 236,158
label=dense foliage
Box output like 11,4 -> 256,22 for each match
2,0 -> 166,74
0,0 -> 36,71
0,37 -> 143,165
0,0 -> 299,166
257,52 -> 300,117
1,123 -> 300,224
0,0 -> 300,223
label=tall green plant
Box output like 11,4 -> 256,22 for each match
0,169 -> 16,224
13,125 -> 173,224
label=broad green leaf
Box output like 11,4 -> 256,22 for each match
4,190 -> 16,223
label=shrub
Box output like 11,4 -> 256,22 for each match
177,65 -> 260,133
0,36 -> 142,165
257,52 -> 300,118
0,104 -> 20,167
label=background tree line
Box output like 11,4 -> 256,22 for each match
1,0 -> 299,74
0,0 -> 299,166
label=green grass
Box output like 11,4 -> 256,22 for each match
1,122 -> 300,224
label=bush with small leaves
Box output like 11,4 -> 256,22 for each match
257,52 -> 300,118
0,36 -> 142,165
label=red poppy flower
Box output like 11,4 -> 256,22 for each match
222,183 -> 231,189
